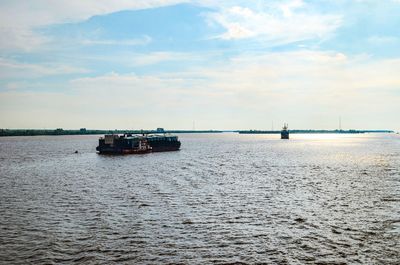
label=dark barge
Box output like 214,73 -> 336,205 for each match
96,134 -> 181,154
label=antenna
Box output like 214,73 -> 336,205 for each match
272,121 -> 274,131
339,116 -> 342,131
192,120 -> 195,131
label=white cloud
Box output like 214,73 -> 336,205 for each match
81,36 -> 152,46
0,27 -> 50,52
367,35 -> 399,45
39,52 -> 400,102
280,0 -> 304,17
0,0 -> 187,27
1,51 -> 399,130
69,51 -> 204,68
208,2 -> 342,44
0,0 -> 186,51
0,0 -> 343,51
71,71 -> 183,88
129,52 -> 203,66
132,52 -> 179,65
69,72 -> 188,106
0,58 -> 89,78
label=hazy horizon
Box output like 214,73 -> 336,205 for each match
0,127 -> 395,132
1,1 -> 399,132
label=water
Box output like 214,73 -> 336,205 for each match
0,133 -> 399,264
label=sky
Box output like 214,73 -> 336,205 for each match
0,0 -> 399,131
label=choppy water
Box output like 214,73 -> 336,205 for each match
0,133 -> 399,264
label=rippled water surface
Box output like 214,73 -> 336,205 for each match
1,133 -> 399,264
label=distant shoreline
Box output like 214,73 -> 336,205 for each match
0,129 -> 223,137
238,129 -> 394,134
0,128 -> 394,137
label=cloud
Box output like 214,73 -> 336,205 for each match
72,50 -> 207,67
71,71 -> 183,88
0,0 -> 186,52
0,58 -> 89,78
280,0 -> 304,17
180,50 -> 399,98
69,72 -> 188,107
367,35 -> 399,45
208,2 -> 342,44
0,27 -> 50,52
1,51 -> 399,130
81,36 -> 152,46
128,52 -> 203,66
0,1 -> 343,51
0,0 -> 188,27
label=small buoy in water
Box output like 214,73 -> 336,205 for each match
74,150 -> 78,154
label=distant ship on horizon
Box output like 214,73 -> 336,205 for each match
281,123 -> 289,139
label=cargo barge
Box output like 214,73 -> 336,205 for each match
96,133 -> 181,154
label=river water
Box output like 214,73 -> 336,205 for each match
0,133 -> 399,264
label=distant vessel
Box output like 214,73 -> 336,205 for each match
96,133 -> 181,154
281,124 -> 289,139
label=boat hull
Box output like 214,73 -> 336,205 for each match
96,147 -> 152,155
281,131 -> 289,139
148,141 -> 181,152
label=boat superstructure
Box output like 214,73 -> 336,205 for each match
96,134 -> 152,154
96,133 -> 181,154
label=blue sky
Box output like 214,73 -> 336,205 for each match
0,0 -> 399,130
